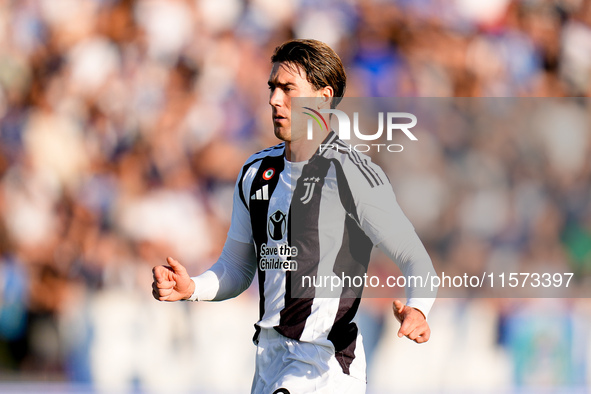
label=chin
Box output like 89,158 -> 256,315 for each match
274,127 -> 291,142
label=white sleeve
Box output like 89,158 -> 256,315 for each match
186,158 -> 258,302
377,231 -> 437,319
187,237 -> 257,301
356,181 -> 416,246
226,166 -> 253,244
348,162 -> 437,318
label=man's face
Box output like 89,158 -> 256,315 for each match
268,62 -> 323,142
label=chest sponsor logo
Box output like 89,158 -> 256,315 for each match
259,243 -> 298,271
268,209 -> 286,241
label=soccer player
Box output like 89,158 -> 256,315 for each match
152,39 -> 436,394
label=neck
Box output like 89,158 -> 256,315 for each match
285,130 -> 330,162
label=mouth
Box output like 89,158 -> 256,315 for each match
273,115 -> 288,123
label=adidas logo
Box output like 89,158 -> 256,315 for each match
251,184 -> 269,201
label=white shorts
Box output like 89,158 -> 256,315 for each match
251,328 -> 366,394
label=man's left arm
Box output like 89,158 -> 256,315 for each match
376,230 -> 437,343
352,164 -> 437,343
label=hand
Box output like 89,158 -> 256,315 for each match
152,257 -> 195,301
392,299 -> 431,343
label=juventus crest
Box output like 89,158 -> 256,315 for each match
300,177 -> 320,205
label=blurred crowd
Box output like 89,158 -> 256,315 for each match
0,0 -> 590,392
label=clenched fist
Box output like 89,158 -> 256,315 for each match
152,257 -> 195,301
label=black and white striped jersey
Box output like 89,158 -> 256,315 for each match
222,131 -> 435,375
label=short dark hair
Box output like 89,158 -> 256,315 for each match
271,39 -> 346,108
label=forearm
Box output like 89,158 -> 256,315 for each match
187,238 -> 257,301
377,230 -> 437,318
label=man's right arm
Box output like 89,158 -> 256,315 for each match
153,159 -> 257,302
186,237 -> 257,301
152,237 -> 257,302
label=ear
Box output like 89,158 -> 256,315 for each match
317,86 -> 334,109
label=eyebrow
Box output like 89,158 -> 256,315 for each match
267,80 -> 296,89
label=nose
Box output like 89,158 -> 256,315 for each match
269,87 -> 284,108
